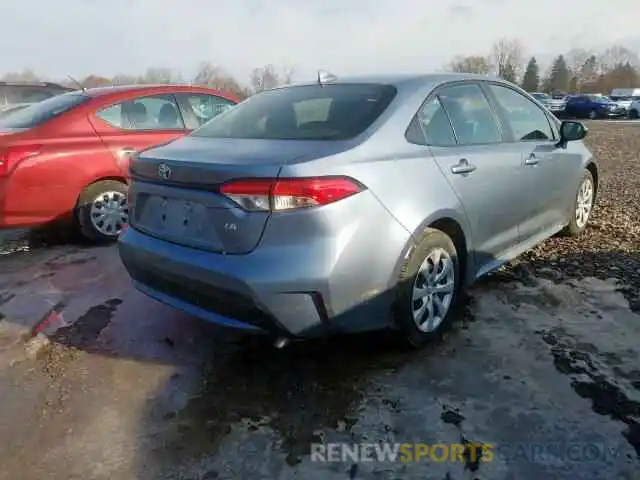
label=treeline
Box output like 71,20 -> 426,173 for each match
0,62 -> 295,100
448,38 -> 640,94
4,40 -> 640,98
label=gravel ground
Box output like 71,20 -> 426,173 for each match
512,121 -> 640,312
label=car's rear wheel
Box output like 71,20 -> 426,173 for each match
629,109 -> 639,119
76,180 -> 129,243
560,170 -> 595,237
393,229 -> 460,348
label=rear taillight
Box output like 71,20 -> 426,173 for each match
220,176 -> 365,212
0,145 -> 42,177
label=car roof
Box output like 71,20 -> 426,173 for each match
79,84 -> 225,98
280,72 -> 502,90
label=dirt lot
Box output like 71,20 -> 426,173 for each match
0,121 -> 638,480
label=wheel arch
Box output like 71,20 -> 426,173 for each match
585,160 -> 599,202
390,211 -> 473,290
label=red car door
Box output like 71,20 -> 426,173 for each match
88,93 -> 188,176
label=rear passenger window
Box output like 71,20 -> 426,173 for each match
96,94 -> 184,130
487,84 -> 554,141
406,97 -> 456,146
438,84 -> 502,145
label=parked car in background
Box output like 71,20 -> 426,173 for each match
628,99 -> 640,119
564,94 -> 627,119
609,88 -> 640,116
119,73 -> 598,348
0,81 -> 72,109
529,92 -> 552,109
548,92 -> 568,115
0,84 -> 238,242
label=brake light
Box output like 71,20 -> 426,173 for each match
0,145 -> 42,177
220,176 -> 365,212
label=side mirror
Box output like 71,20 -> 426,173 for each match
557,120 -> 587,147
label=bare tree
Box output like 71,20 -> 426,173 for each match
81,75 -> 112,88
192,62 -> 251,99
599,45 -> 640,72
111,74 -> 139,85
249,64 -> 294,93
490,38 -> 524,82
138,67 -> 183,84
1,69 -> 40,82
448,55 -> 492,74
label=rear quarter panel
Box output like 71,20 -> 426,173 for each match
278,134 -> 471,290
3,112 -> 122,227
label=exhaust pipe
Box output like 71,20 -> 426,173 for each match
273,336 -> 290,349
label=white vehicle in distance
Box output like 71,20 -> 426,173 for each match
609,88 -> 640,116
549,92 -> 569,115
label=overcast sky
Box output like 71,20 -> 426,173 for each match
2,0 -> 639,83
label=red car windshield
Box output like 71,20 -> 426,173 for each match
0,92 -> 90,129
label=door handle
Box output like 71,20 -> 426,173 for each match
451,158 -> 476,175
524,153 -> 539,166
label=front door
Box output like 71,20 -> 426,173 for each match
483,83 -> 583,241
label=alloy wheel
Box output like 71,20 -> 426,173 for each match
575,177 -> 594,229
411,248 -> 455,333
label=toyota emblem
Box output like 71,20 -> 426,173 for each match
158,163 -> 171,180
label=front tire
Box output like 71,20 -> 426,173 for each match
629,109 -> 639,119
560,170 -> 595,237
76,180 -> 129,243
393,229 -> 461,349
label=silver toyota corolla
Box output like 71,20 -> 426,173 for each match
118,73 -> 598,348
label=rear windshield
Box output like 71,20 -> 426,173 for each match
0,92 -> 90,128
191,83 -> 397,140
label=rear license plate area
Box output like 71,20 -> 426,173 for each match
138,195 -> 208,237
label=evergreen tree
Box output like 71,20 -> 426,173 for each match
548,55 -> 570,92
521,56 -> 540,91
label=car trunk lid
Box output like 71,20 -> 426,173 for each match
129,136 -> 341,254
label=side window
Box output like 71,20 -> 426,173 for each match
406,96 -> 457,147
96,94 -> 184,130
176,93 -> 235,129
487,84 -> 554,141
437,84 -> 502,145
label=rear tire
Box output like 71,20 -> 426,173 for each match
629,109 -> 639,119
560,170 -> 595,237
588,110 -> 597,120
393,229 -> 461,349
76,180 -> 129,244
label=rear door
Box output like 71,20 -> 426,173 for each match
483,83 -> 581,241
174,92 -> 236,131
422,82 -> 529,265
90,93 -> 188,175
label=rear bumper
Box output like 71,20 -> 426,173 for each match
118,199 -> 411,338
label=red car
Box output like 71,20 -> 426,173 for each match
0,84 -> 238,242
